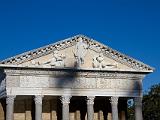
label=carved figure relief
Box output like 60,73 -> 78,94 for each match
74,37 -> 89,67
43,50 -> 66,67
92,53 -> 117,69
31,60 -> 40,66
50,50 -> 66,67
29,50 -> 66,67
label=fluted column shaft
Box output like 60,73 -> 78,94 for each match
34,95 -> 43,120
134,97 -> 143,120
86,96 -> 95,120
6,95 -> 16,120
60,95 -> 71,120
110,97 -> 119,120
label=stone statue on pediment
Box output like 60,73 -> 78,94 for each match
41,50 -> 66,67
74,37 -> 89,67
31,60 -> 40,66
93,53 -> 117,69
50,50 -> 66,67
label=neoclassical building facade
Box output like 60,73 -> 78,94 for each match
0,35 -> 153,120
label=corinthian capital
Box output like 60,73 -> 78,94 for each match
60,95 -> 71,104
34,95 -> 44,104
86,96 -> 95,105
6,95 -> 16,104
110,96 -> 119,105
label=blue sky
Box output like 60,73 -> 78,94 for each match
0,0 -> 159,92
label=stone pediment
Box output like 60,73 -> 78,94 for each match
0,35 -> 154,72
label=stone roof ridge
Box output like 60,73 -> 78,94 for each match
0,34 -> 154,72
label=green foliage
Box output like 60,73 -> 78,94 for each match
143,83 -> 160,120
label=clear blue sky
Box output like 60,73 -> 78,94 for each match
0,0 -> 159,92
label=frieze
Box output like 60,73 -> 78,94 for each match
72,78 -> 96,89
96,78 -> 138,90
96,78 -> 112,89
6,76 -> 20,87
18,76 -> 142,90
20,76 -> 49,87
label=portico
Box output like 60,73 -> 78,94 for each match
4,94 -> 141,120
0,35 -> 153,120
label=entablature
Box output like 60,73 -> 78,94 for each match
2,66 -> 146,80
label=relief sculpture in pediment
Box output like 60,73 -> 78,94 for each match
49,50 -> 66,67
73,37 -> 89,67
31,50 -> 66,67
92,53 -> 117,69
44,50 -> 66,67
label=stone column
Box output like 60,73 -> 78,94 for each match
110,97 -> 119,120
6,95 -> 16,120
34,95 -> 43,120
60,95 -> 71,120
134,97 -> 143,120
86,96 -> 95,120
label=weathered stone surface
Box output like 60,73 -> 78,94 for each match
6,76 -> 20,87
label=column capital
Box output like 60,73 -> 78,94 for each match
134,97 -> 142,106
110,96 -> 119,105
34,95 -> 44,104
86,96 -> 95,105
60,95 -> 72,104
6,95 -> 16,104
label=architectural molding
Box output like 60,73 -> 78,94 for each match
4,68 -> 146,80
